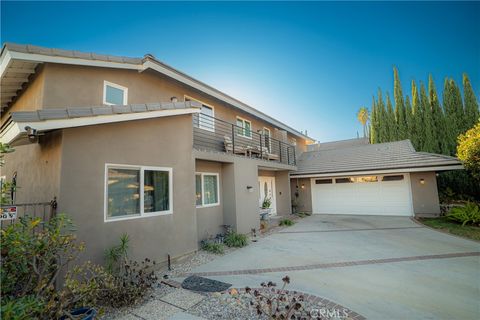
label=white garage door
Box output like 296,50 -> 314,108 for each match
311,174 -> 413,216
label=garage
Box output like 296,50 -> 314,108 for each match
310,173 -> 414,216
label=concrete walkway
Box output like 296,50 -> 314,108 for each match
184,215 -> 480,320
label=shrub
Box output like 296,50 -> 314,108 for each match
447,202 -> 480,226
201,241 -> 225,254
457,121 -> 480,180
224,231 -> 248,248
244,276 -> 307,318
0,214 -> 104,319
279,218 -> 295,226
101,235 -> 158,308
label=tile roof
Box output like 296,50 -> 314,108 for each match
2,43 -> 143,64
10,101 -> 201,123
293,140 -> 462,175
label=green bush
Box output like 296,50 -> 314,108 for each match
0,214 -> 104,319
224,232 -> 248,248
279,219 -> 295,226
447,202 -> 480,226
201,241 -> 225,254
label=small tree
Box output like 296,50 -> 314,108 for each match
357,107 -> 369,138
457,121 -> 480,180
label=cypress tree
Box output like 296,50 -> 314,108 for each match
405,95 -> 413,142
376,89 -> 388,143
463,73 -> 480,130
393,67 -> 407,140
411,80 -> 424,150
443,78 -> 465,155
420,82 -> 436,153
370,96 -> 378,144
428,75 -> 447,154
386,92 -> 396,142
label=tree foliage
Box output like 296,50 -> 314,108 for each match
367,68 -> 480,200
457,121 -> 480,180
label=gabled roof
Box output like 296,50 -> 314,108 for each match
292,140 -> 463,176
0,43 -> 315,142
0,101 -> 201,145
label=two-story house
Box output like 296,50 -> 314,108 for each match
0,43 -> 462,266
0,43 -> 315,264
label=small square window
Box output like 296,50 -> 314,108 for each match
104,81 -> 127,105
195,173 -> 220,207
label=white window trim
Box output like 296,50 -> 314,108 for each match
103,80 -> 128,105
236,116 -> 252,139
104,163 -> 173,222
185,95 -> 215,132
195,172 -> 220,208
263,127 -> 271,151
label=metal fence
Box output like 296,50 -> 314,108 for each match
0,197 -> 57,230
193,113 -> 296,166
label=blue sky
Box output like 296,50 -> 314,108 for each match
1,1 -> 479,142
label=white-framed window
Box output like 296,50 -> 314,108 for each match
195,172 -> 220,207
185,95 -> 215,132
103,81 -> 128,105
262,127 -> 271,151
104,164 -> 172,222
236,117 -> 252,138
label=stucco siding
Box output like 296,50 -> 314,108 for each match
195,160 -> 224,241
28,63 -> 309,149
275,171 -> 292,216
58,114 -> 197,265
1,65 -> 46,125
2,130 -> 62,204
410,172 -> 441,215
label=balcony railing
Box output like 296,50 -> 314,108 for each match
193,113 -> 296,166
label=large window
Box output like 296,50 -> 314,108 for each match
236,117 -> 252,138
185,96 -> 215,132
195,172 -> 220,207
103,81 -> 128,105
105,164 -> 172,222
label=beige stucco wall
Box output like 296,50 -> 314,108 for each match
290,177 -> 313,213
195,160 -> 224,241
7,63 -> 308,153
1,65 -> 46,125
58,114 -> 197,265
275,171 -> 292,216
2,130 -> 62,204
410,172 -> 441,215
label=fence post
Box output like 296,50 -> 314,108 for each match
231,123 -> 235,154
50,196 -> 57,219
279,140 -> 282,163
259,133 -> 263,159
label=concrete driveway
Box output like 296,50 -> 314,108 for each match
185,215 -> 480,320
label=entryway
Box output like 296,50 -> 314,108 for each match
258,176 -> 276,215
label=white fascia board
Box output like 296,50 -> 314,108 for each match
142,60 -> 313,142
4,51 -> 142,74
0,108 -> 200,144
0,50 -> 13,79
290,166 -> 464,178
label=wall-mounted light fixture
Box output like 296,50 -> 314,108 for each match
420,178 -> 425,185
301,184 -> 305,189
170,96 -> 178,103
246,185 -> 253,193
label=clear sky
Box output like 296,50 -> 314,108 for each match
1,1 -> 479,142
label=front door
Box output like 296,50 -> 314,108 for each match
258,176 -> 276,215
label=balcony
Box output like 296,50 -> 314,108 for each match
193,113 -> 296,166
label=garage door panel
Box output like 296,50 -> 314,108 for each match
311,174 -> 413,216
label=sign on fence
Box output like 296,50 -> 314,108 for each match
0,206 -> 17,220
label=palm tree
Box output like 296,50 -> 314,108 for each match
357,107 -> 369,138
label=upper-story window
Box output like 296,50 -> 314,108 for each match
185,96 -> 214,132
103,81 -> 128,105
236,117 -> 252,138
